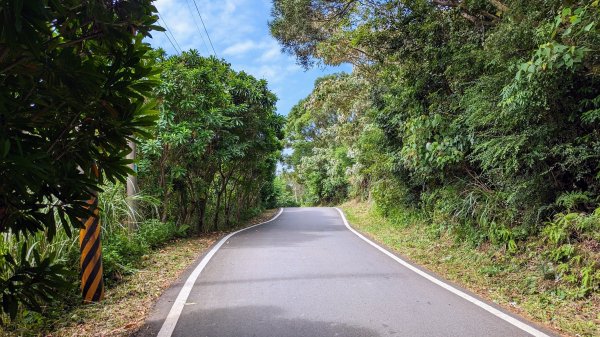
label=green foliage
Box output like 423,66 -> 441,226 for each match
542,209 -> 599,296
91,182 -> 187,282
138,51 -> 284,231
295,147 -> 351,205
0,241 -> 74,320
282,73 -> 369,205
555,191 -> 594,212
0,180 -> 174,328
273,0 -> 600,298
102,231 -> 149,282
271,176 -> 300,207
518,4 -> 597,79
0,0 -> 161,319
137,220 -> 189,249
102,219 -> 187,282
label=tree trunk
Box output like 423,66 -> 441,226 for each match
225,177 -> 239,227
213,179 -> 226,231
197,197 -> 207,233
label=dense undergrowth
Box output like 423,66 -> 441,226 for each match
374,194 -> 600,300
273,0 -> 600,331
0,183 -> 190,333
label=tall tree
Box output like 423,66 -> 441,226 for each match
139,51 -> 284,232
0,0 -> 161,318
273,0 -> 600,282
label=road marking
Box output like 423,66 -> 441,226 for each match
156,208 -> 284,337
334,207 -> 552,337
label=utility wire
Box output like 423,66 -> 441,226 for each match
160,27 -> 181,54
159,17 -> 183,53
191,0 -> 218,58
185,0 -> 211,56
157,12 -> 183,54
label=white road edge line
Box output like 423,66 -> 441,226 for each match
156,208 -> 284,337
334,207 -> 551,337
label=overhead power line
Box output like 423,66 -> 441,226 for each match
160,28 -> 181,54
157,11 -> 183,54
158,17 -> 183,53
191,0 -> 218,58
185,0 -> 211,56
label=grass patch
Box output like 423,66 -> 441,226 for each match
0,209 -> 279,337
49,235 -> 219,337
340,200 -> 599,337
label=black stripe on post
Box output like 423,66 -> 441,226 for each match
80,236 -> 100,275
91,267 -> 104,302
80,216 -> 99,253
82,257 -> 102,298
80,185 -> 104,302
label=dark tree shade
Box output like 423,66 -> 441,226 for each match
0,0 -> 161,318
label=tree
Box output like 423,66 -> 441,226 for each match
273,0 -> 600,294
139,51 -> 284,232
270,0 -> 509,69
0,0 -> 161,318
283,73 -> 369,204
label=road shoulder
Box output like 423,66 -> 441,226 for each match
339,200 -> 598,337
134,209 -> 281,337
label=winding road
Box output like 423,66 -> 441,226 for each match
139,207 -> 554,337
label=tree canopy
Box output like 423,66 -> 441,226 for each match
139,51 -> 284,232
0,0 -> 161,318
275,0 -> 600,298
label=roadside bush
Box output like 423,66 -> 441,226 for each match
103,232 -> 149,282
421,184 -> 527,251
371,178 -> 414,222
137,220 -> 189,248
239,207 -> 265,224
542,208 -> 600,297
103,219 -> 190,282
1,182 -> 197,331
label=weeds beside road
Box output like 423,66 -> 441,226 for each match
340,201 -> 599,337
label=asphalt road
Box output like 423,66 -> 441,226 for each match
142,207 -> 554,337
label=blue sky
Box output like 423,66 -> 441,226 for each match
148,0 -> 351,116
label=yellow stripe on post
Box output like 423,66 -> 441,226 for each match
79,165 -> 104,302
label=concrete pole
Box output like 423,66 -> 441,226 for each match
126,140 -> 139,230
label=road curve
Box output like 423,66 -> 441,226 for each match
142,207 -> 554,337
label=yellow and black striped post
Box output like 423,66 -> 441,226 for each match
79,166 -> 104,302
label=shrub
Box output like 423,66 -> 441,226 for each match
542,209 -> 600,296
103,232 -> 149,282
137,220 -> 189,249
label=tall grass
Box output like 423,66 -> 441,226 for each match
0,182 -> 160,282
0,181 -> 177,333
98,180 -> 160,237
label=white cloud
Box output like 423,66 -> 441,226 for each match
258,41 -> 282,62
239,61 -> 302,85
223,41 -> 256,56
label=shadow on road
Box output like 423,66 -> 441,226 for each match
169,304 -> 381,337
195,272 -> 404,287
220,207 -> 350,249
